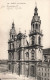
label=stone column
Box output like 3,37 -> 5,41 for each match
29,62 -> 30,77
21,48 -> 25,76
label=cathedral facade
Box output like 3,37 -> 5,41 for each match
8,6 -> 43,77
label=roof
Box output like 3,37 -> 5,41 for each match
17,32 -> 27,40
43,48 -> 50,55
0,60 -> 8,64
37,61 -> 50,68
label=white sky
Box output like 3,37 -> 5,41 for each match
0,0 -> 50,59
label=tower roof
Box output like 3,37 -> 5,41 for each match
31,6 -> 41,24
10,22 -> 16,35
12,21 -> 15,28
34,6 -> 38,15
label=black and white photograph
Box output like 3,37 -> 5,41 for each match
0,0 -> 50,80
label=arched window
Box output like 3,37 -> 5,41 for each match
12,35 -> 13,39
39,24 -> 40,27
9,53 -> 11,60
9,44 -> 11,49
32,36 -> 35,45
30,66 -> 34,76
31,50 -> 34,60
38,36 -> 41,45
10,43 -> 14,49
36,23 -> 38,29
10,44 -> 11,49
31,24 -> 34,31
13,44 -> 14,48
33,24 -> 34,29
12,53 -> 14,59
26,52 -> 29,57
44,56 -> 47,61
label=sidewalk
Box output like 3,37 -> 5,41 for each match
0,73 -> 37,80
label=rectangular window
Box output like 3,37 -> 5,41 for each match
45,73 -> 46,76
42,78 -> 43,80
39,72 -> 40,75
9,64 -> 11,70
42,68 -> 43,70
48,73 -> 49,77
48,68 -> 49,71
45,78 -> 46,80
45,68 -> 46,71
42,73 -> 43,76
39,68 -> 40,71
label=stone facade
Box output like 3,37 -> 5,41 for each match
0,5 -> 50,80
8,6 -> 43,77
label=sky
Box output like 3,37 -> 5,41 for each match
0,0 -> 50,59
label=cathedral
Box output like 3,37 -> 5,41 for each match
0,5 -> 50,80
8,6 -> 43,77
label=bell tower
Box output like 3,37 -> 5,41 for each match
8,22 -> 17,73
29,6 -> 43,61
10,22 -> 16,40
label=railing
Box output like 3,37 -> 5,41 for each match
30,30 -> 42,34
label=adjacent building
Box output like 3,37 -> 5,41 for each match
37,48 -> 50,80
43,48 -> 50,61
37,62 -> 50,80
0,60 -> 8,73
